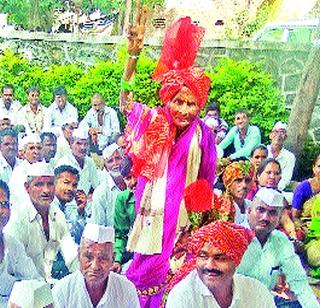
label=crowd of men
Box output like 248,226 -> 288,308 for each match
0,82 -> 319,308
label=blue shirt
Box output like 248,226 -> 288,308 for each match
53,197 -> 88,244
218,125 -> 261,159
237,230 -> 319,308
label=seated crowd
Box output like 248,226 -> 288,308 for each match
0,76 -> 319,308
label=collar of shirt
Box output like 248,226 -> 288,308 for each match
27,199 -> 59,224
91,106 -> 112,116
267,144 -> 285,160
52,196 -> 64,212
0,152 -> 20,170
236,125 -> 251,137
249,233 -> 276,252
52,196 -> 76,212
25,103 -> 44,114
79,270 -> 116,306
193,270 -> 240,305
68,152 -> 89,170
0,152 -> 9,168
53,101 -> 70,112
105,171 -> 118,190
0,99 -> 20,111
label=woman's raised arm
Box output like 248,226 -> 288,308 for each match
120,1 -> 148,114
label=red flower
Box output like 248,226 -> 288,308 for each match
184,179 -> 213,212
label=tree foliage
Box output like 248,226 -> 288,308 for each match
206,58 -> 288,140
0,48 -> 286,139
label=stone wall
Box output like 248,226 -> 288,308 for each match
0,31 -> 319,139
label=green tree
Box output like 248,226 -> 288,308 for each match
207,58 -> 288,140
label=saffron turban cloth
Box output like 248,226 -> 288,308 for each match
152,16 -> 211,110
188,221 -> 254,266
164,221 -> 254,297
222,160 -> 254,190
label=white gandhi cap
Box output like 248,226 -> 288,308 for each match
272,121 -> 287,131
8,280 -> 53,308
73,127 -> 88,140
82,223 -> 115,243
254,187 -> 284,207
20,133 -> 41,147
102,143 -> 120,160
26,161 -> 54,177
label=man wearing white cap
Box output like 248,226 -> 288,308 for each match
237,187 -> 319,307
80,93 -> 120,151
5,161 -> 79,281
91,143 -> 125,226
56,127 -> 98,195
267,121 -> 296,191
9,133 -> 42,208
52,223 -> 139,308
0,180 -> 42,306
8,280 -> 53,308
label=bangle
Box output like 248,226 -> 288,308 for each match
129,54 -> 139,60
121,77 -> 135,92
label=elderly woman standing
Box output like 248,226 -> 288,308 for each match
119,6 -> 216,308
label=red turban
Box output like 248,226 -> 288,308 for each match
153,17 -> 211,110
164,221 -> 254,298
188,221 -> 254,266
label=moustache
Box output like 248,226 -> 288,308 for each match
258,220 -> 270,226
40,193 -> 52,198
201,268 -> 223,276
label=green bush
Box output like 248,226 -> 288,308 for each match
207,58 -> 288,141
0,48 -> 286,137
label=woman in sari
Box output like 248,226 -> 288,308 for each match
293,154 -> 320,268
256,158 -> 303,241
247,144 -> 268,200
119,6 -> 216,308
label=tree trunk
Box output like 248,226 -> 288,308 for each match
123,0 -> 132,35
286,47 -> 320,161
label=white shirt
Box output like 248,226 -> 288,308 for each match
5,202 -> 79,280
0,99 -> 22,125
0,233 -> 42,299
234,199 -> 251,224
237,230 -> 320,308
166,271 -> 276,308
0,152 -> 20,184
90,172 -> 121,226
57,153 -> 99,195
43,102 -> 78,136
55,134 -> 72,162
267,145 -> 296,190
52,270 -> 139,308
17,103 -> 47,135
80,106 -> 120,150
8,159 -> 32,209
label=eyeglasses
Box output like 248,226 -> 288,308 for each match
0,201 -> 10,209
